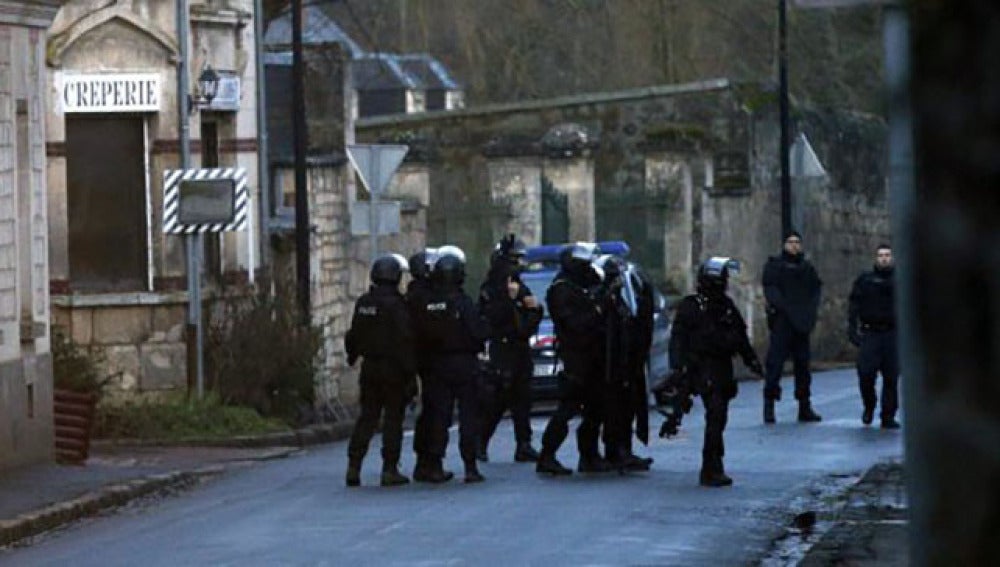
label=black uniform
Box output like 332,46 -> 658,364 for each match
406,277 -> 434,465
478,267 -> 543,456
848,265 -> 899,424
538,265 -> 606,470
669,291 -> 759,482
416,282 -> 490,469
762,251 -> 822,402
345,284 -> 417,471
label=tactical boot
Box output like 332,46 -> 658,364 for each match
464,461 -> 486,484
699,456 -> 733,487
578,456 -> 615,474
345,459 -> 362,487
763,399 -> 776,424
798,401 -> 823,423
622,453 -> 653,472
881,417 -> 901,430
380,465 -> 410,487
413,459 -> 454,483
699,470 -> 734,487
514,443 -> 540,463
536,453 -> 573,476
862,407 -> 875,426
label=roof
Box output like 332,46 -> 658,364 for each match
264,4 -> 364,57
351,54 -> 418,90
395,54 -> 461,90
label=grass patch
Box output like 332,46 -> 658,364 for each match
93,394 -> 292,441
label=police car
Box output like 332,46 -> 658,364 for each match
519,241 -> 671,403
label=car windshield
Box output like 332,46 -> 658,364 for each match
520,271 -> 555,315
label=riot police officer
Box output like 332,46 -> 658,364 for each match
536,243 -> 609,476
478,234 -> 543,463
407,249 -> 446,482
762,231 -> 823,424
848,244 -> 900,429
344,254 -> 416,487
414,249 -> 491,483
667,257 -> 763,487
594,255 -> 656,471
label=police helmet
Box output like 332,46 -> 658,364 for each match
493,234 -> 527,259
432,253 -> 465,286
697,256 -> 740,293
371,254 -> 405,285
559,242 -> 599,272
437,245 -> 466,264
593,254 -> 626,280
408,251 -> 429,280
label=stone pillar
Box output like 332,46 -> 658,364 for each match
486,158 -> 542,245
543,157 -> 594,243
646,153 -> 694,294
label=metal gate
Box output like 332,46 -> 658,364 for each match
595,189 -> 672,292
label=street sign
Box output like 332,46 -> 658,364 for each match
346,144 -> 409,197
790,133 -> 827,178
346,144 -> 409,261
163,168 -> 248,233
350,201 -> 402,236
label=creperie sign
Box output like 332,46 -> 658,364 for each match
58,73 -> 161,113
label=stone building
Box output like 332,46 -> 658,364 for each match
0,0 -> 66,471
45,0 -> 263,396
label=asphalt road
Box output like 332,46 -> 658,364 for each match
2,369 -> 903,566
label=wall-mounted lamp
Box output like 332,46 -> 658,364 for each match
189,65 -> 221,113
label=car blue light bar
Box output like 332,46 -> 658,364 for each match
524,241 -> 630,264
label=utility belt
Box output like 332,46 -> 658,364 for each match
861,321 -> 895,332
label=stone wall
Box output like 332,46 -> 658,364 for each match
0,2 -> 63,470
357,81 -> 888,361
273,159 -> 426,410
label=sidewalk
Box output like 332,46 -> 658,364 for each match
0,423 -> 353,548
801,461 -> 908,566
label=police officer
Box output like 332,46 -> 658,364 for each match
415,249 -> 491,483
344,254 -> 416,487
590,254 -> 642,471
762,230 -> 823,424
478,235 -> 543,463
668,257 -> 763,487
536,243 -> 609,476
407,249 -> 449,482
617,261 -> 657,470
848,244 -> 900,429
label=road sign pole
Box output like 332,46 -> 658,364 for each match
369,150 -> 380,263
176,0 -> 204,399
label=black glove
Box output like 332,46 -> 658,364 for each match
849,329 -> 862,347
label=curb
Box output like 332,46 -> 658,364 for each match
91,422 -> 355,450
0,446 -> 305,548
0,466 -> 223,548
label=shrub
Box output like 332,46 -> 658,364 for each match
206,276 -> 323,426
51,326 -> 114,399
93,393 -> 289,440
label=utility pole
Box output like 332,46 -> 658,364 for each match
253,0 -> 271,272
292,0 -> 311,324
778,0 -> 793,238
177,0 -> 205,398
